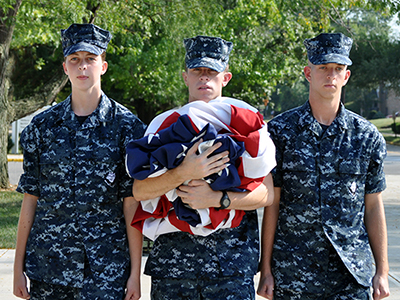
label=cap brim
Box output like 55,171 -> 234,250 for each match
186,57 -> 226,72
63,42 -> 104,57
309,53 -> 352,66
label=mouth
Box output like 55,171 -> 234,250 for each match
198,85 -> 211,90
77,75 -> 88,80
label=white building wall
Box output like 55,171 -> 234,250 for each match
10,106 -> 51,154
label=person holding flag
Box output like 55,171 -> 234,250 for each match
124,35 -> 276,299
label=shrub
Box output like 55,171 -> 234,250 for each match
368,110 -> 385,120
391,122 -> 400,134
7,135 -> 14,153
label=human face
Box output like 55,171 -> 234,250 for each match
304,62 -> 351,102
182,67 -> 232,103
63,51 -> 107,93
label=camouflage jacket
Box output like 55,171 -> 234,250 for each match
17,93 -> 146,288
144,210 -> 260,279
268,101 -> 386,288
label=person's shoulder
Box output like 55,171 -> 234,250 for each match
268,105 -> 303,126
345,109 -> 380,133
30,100 -> 68,126
107,97 -> 133,115
106,96 -> 142,122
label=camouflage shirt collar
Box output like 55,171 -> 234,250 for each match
298,101 -> 353,133
60,92 -> 113,124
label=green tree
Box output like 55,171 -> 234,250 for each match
334,9 -> 400,117
0,0 -> 397,188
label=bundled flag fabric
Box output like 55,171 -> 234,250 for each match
126,97 -> 276,240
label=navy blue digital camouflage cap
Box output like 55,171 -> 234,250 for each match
184,36 -> 233,72
61,23 -> 112,57
304,33 -> 353,66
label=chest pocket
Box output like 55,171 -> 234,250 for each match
338,157 -> 369,175
39,149 -> 73,203
281,148 -> 316,173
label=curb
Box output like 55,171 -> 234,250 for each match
7,156 -> 23,162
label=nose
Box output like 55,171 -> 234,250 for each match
199,70 -> 210,81
78,62 -> 87,71
327,69 -> 335,79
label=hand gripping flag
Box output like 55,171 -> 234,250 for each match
126,97 -> 276,240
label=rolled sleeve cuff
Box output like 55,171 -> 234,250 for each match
16,174 -> 40,197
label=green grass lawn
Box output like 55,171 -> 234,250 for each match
0,190 -> 22,248
370,118 -> 400,146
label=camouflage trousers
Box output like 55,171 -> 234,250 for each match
29,255 -> 126,300
273,245 -> 371,300
150,275 -> 255,300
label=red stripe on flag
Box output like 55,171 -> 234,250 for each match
131,195 -> 173,232
226,106 -> 263,157
230,210 -> 246,228
157,112 -> 181,132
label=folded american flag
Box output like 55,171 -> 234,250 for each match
126,97 -> 276,240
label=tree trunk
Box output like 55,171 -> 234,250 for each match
12,67 -> 69,121
378,81 -> 387,116
0,0 -> 22,188
0,0 -> 69,189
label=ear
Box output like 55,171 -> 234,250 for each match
63,62 -> 68,75
304,66 -> 311,82
222,72 -> 232,87
101,61 -> 108,75
182,71 -> 188,86
342,69 -> 351,86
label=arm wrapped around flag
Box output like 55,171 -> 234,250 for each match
126,97 -> 276,240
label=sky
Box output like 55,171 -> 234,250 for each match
389,12 -> 400,40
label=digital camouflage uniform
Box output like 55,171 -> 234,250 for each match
145,210 -> 260,299
268,101 -> 386,298
17,93 -> 146,297
142,35 -> 265,300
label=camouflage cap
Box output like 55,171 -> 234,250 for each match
184,35 -> 233,72
61,23 -> 112,57
304,33 -> 353,66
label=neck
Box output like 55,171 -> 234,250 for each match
309,94 -> 341,125
71,88 -> 102,116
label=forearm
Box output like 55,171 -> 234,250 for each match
132,167 -> 186,201
256,187 -> 280,299
123,197 -> 143,276
228,174 -> 274,210
14,193 -> 38,274
177,173 -> 274,211
364,193 -> 389,276
259,187 -> 280,274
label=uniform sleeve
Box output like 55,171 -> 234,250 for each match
365,131 -> 386,194
16,122 -> 41,197
118,114 -> 147,199
267,119 -> 283,188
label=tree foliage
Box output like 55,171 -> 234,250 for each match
333,8 -> 400,116
12,0 -> 394,123
1,0 -> 398,188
